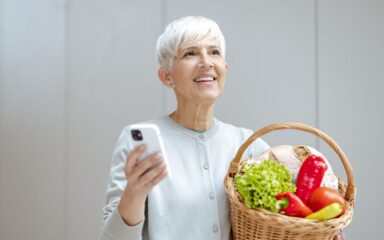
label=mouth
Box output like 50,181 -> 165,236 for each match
193,75 -> 217,83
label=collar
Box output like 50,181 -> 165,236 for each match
163,115 -> 220,141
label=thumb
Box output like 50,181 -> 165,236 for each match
333,234 -> 341,240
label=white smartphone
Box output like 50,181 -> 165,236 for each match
127,123 -> 170,176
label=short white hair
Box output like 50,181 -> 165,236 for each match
155,16 -> 226,69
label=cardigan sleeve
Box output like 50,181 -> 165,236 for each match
250,137 -> 270,157
240,127 -> 270,158
101,129 -> 144,240
101,207 -> 144,240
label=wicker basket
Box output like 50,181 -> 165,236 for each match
224,123 -> 355,240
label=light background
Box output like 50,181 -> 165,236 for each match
1,0 -> 383,239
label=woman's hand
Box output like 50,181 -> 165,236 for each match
333,231 -> 344,240
118,145 -> 168,226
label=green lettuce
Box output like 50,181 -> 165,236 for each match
235,160 -> 296,212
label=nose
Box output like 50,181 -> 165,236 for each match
198,52 -> 213,69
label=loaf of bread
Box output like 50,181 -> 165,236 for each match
242,145 -> 338,190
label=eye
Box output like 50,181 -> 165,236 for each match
183,51 -> 196,57
210,49 -> 221,55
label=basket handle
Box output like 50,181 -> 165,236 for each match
229,122 -> 355,203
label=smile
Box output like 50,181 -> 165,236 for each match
193,75 -> 217,82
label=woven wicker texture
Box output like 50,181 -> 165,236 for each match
224,123 -> 355,240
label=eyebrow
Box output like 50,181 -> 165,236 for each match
175,44 -> 221,59
182,45 -> 221,52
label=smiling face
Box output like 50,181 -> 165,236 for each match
160,37 -> 228,105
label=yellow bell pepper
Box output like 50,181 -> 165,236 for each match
305,203 -> 343,221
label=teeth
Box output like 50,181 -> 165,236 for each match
195,77 -> 214,82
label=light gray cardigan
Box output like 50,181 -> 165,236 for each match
101,116 -> 269,240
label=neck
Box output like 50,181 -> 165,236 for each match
169,103 -> 215,131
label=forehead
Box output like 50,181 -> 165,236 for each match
178,37 -> 221,51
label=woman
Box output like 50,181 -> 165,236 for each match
101,16 -> 343,240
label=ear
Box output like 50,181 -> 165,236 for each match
158,68 -> 172,87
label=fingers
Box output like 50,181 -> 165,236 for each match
140,162 -> 167,188
124,145 -> 146,176
147,166 -> 168,188
125,146 -> 165,183
333,234 -> 341,240
130,152 -> 162,179
123,145 -> 168,196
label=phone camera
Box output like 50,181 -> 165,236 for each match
131,130 -> 143,141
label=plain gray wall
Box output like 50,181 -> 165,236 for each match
1,0 -> 383,239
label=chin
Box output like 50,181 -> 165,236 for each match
197,93 -> 221,105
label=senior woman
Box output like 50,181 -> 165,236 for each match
101,16 -> 343,240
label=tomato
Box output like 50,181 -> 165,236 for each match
308,187 -> 346,215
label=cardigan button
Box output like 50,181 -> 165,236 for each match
209,192 -> 215,199
203,163 -> 209,170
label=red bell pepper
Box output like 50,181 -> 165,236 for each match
295,154 -> 328,205
275,192 -> 313,218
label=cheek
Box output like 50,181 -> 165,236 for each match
220,77 -> 226,89
222,66 -> 228,76
169,70 -> 186,84
171,63 -> 195,80
218,65 -> 228,78
215,59 -> 228,74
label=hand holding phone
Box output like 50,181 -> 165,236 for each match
127,124 -> 171,177
118,124 -> 169,226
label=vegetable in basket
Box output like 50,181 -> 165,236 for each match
275,192 -> 313,217
305,203 -> 343,221
235,160 -> 296,212
248,145 -> 339,191
309,187 -> 346,214
296,154 -> 328,205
